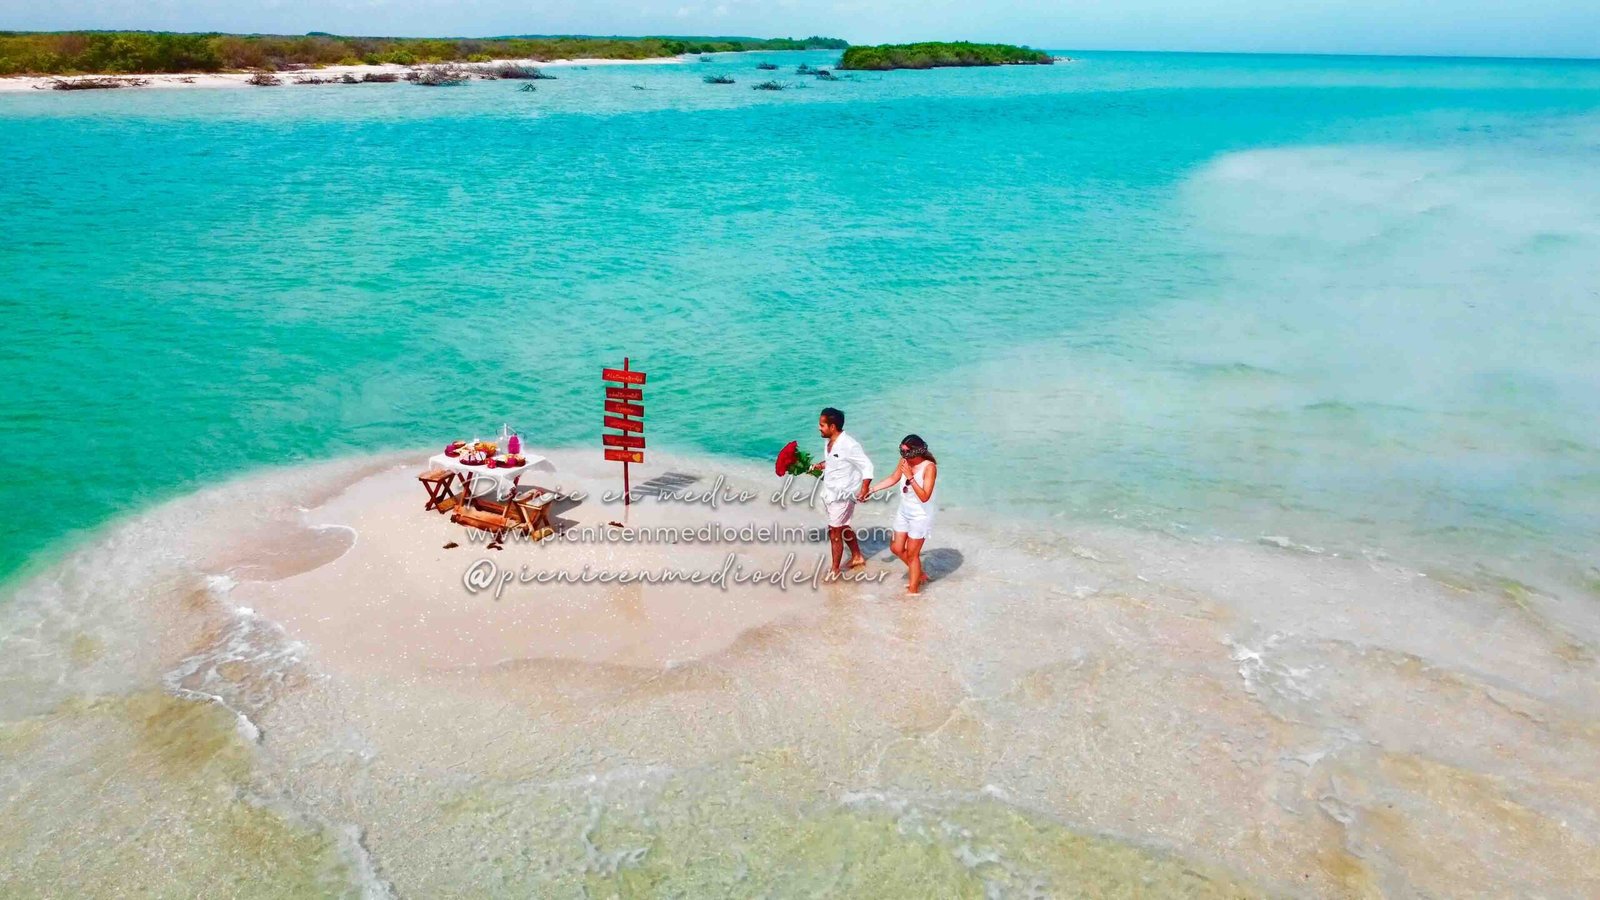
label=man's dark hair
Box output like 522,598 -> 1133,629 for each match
820,407 -> 845,429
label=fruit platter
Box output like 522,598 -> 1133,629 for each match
444,440 -> 527,469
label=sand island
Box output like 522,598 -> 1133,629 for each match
2,23 -> 1598,899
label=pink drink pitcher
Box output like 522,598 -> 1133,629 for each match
508,432 -> 521,455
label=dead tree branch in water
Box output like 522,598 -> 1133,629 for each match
410,64 -> 471,86
38,76 -> 151,90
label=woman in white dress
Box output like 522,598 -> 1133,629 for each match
868,434 -> 938,595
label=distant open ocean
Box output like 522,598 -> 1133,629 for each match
1,49 -> 1599,896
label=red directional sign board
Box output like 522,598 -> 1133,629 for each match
604,415 -> 643,433
605,401 -> 645,417
603,359 -> 646,504
601,368 -> 646,385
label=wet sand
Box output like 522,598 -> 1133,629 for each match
2,448 -> 1597,896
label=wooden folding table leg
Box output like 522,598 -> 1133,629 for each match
435,472 -> 462,514
419,470 -> 455,512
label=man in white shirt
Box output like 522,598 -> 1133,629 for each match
812,407 -> 874,577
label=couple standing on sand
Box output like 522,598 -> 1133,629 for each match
813,407 -> 939,594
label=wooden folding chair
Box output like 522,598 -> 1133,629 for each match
417,468 -> 461,514
506,489 -> 557,541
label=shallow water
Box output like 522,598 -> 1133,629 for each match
2,49 -> 1599,896
2,454 -> 1596,896
2,50 -> 1598,583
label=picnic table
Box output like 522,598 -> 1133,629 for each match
426,451 -> 555,502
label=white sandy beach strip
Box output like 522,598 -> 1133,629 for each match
0,56 -> 682,93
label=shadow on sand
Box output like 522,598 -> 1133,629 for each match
921,547 -> 964,580
855,531 -> 964,581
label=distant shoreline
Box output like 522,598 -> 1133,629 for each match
0,56 -> 682,93
0,31 -> 847,80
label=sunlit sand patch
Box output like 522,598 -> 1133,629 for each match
227,453 -> 881,675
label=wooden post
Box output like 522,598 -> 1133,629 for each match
601,357 -> 647,507
622,358 -> 631,506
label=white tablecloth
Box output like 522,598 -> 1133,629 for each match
428,452 -> 555,498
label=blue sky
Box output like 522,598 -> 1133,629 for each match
2,0 -> 1597,59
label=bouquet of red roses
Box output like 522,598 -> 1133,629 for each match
775,441 -> 820,477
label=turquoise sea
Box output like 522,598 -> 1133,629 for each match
2,50 -> 1598,588
2,50 -> 1600,897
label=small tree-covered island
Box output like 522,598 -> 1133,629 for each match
838,41 -> 1053,70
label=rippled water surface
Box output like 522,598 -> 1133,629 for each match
3,50 -> 1598,583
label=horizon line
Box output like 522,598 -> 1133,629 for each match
1,28 -> 1596,62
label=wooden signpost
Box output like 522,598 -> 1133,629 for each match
601,358 -> 646,503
